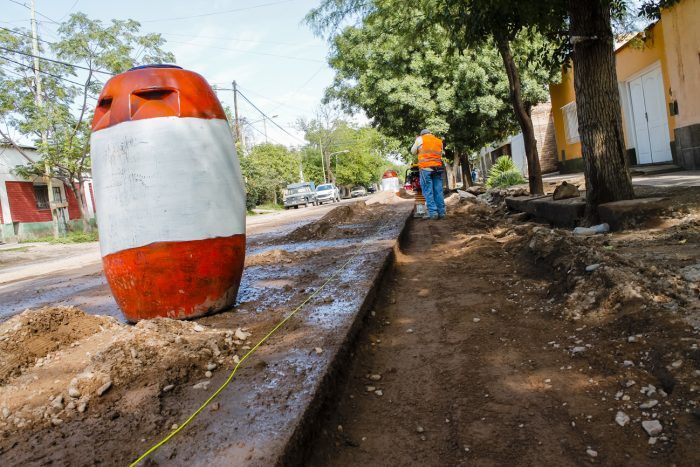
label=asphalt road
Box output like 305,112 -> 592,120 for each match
0,199 -> 358,322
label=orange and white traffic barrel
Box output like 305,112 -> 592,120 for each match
90,64 -> 246,321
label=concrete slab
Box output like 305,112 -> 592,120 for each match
506,195 -> 585,227
505,195 -> 548,214
598,197 -> 669,231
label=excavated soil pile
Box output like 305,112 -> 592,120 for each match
0,306 -> 250,437
286,201 -> 372,242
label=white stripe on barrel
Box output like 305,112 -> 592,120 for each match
91,116 -> 245,257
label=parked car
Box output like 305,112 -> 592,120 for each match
350,186 -> 368,198
283,182 -> 316,209
315,183 -> 341,204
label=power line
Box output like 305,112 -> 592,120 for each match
237,83 -> 312,114
0,53 -> 99,99
0,45 -> 114,75
236,89 -> 306,144
164,38 -> 323,63
159,31 -> 325,49
0,24 -> 58,46
58,0 -> 80,22
245,120 -> 286,146
139,0 -> 295,23
7,0 -> 60,24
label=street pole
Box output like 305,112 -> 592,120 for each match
232,80 -> 241,145
319,138 -> 326,183
263,118 -> 268,143
31,0 -> 58,239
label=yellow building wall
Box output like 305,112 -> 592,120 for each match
661,0 -> 700,128
549,67 -> 582,162
615,21 -> 676,143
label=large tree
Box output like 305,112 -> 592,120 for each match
1,12 -> 174,232
309,0 -> 642,218
307,0 -> 560,194
310,3 -> 557,188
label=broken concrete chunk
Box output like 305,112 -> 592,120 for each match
193,381 -> 211,390
640,400 -> 658,409
615,411 -> 630,427
234,328 -> 252,340
642,420 -> 663,436
96,381 -> 112,396
51,394 -> 64,410
552,181 -> 580,201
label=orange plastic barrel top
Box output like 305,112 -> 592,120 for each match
92,64 -> 226,131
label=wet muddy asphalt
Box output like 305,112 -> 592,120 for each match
0,200 -> 356,323
0,199 -> 414,466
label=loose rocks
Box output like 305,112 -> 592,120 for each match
642,420 -> 663,436
96,381 -> 112,396
615,411 -> 630,427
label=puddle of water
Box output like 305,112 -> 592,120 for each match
248,238 -> 357,256
254,279 -> 294,289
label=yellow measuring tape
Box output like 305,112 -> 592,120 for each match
131,233 -> 377,466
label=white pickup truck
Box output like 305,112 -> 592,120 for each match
315,183 -> 341,204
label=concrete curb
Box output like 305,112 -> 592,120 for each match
278,204 -> 414,466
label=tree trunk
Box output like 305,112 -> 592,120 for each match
452,157 -> 461,187
68,182 -> 92,233
495,36 -> 544,195
458,151 -> 474,188
569,0 -> 634,221
445,162 -> 455,190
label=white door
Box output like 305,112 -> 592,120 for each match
628,66 -> 672,164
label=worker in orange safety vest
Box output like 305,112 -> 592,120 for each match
410,129 -> 446,219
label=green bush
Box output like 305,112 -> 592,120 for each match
486,156 -> 526,188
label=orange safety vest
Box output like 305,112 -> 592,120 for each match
417,134 -> 443,169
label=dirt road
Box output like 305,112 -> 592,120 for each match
0,200 -> 355,322
310,192 -> 700,466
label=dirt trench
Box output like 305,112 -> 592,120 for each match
308,198 -> 700,466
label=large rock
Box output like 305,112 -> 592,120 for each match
552,181 -> 580,200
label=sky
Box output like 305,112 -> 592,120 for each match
1,0 -> 342,147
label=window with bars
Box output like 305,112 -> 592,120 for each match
34,185 -> 50,210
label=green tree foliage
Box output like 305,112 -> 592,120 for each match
240,143 -> 301,209
297,109 -> 403,188
1,13 -> 173,232
308,0 -> 560,193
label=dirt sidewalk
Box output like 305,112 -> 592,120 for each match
309,193 -> 700,466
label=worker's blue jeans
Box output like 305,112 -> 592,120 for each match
419,168 -> 445,218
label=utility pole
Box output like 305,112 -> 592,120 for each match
31,0 -> 59,239
232,80 -> 241,145
319,137 -> 327,183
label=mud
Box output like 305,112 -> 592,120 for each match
310,186 -> 700,466
0,199 -> 414,466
